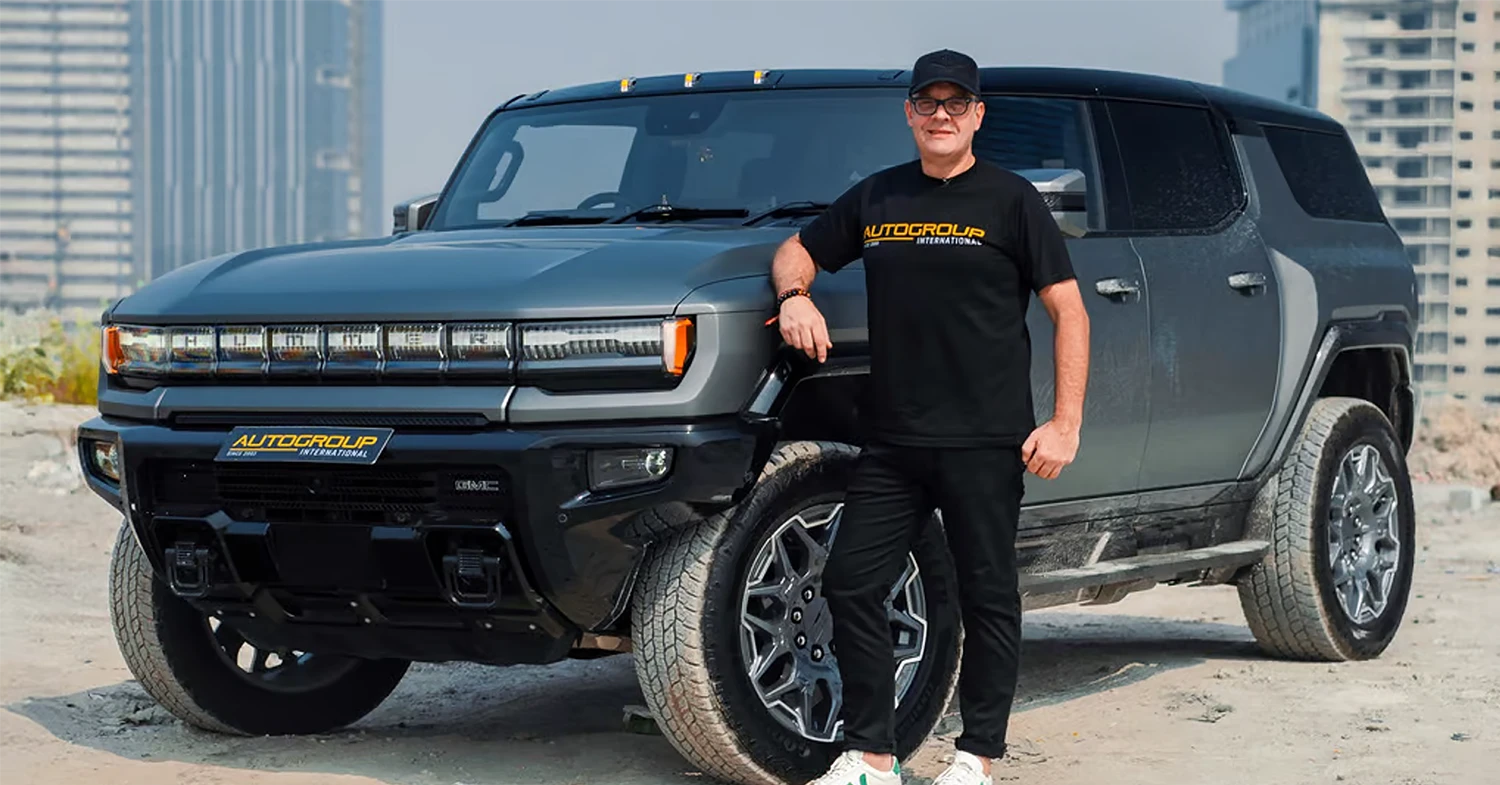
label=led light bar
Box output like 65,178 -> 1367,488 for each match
100,317 -> 695,381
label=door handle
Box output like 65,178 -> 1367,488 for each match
1228,271 -> 1267,293
1094,277 -> 1140,299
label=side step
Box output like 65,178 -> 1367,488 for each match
1019,539 -> 1271,598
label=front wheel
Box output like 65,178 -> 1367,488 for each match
108,523 -> 411,735
631,441 -> 961,785
1237,397 -> 1417,661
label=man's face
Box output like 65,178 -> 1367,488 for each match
905,82 -> 984,158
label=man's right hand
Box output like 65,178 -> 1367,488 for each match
778,295 -> 832,362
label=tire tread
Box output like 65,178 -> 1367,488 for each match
632,440 -> 856,785
1237,397 -> 1385,661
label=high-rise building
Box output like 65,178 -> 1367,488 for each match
0,0 -> 136,311
1223,0 -> 1321,107
1225,0 -> 1500,406
0,0 -> 383,313
129,0 -> 384,280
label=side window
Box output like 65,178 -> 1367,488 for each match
1106,100 -> 1242,231
1261,125 -> 1387,222
973,96 -> 1104,229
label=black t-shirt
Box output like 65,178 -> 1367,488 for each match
798,158 -> 1076,448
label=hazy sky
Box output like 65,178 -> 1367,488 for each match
380,0 -> 1239,210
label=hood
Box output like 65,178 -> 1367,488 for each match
111,225 -> 792,324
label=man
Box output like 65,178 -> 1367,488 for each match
768,49 -> 1091,785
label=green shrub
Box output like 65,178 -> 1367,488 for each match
0,317 -> 99,405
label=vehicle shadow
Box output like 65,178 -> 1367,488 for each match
5,611 -> 1260,785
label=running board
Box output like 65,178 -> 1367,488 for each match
1019,539 -> 1271,598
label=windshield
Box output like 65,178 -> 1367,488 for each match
427,87 -> 919,230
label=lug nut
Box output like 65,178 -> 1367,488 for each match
811,646 -> 824,662
791,609 -> 803,624
802,588 -> 815,602
795,633 -> 807,648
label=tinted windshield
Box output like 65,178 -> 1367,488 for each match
428,88 -> 918,229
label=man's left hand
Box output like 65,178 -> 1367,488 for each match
1021,420 -> 1079,480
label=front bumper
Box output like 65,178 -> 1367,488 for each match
79,413 -> 759,665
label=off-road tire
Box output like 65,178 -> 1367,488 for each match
1237,397 -> 1416,661
108,522 -> 411,735
630,440 -> 961,785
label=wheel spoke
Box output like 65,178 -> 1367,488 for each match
1332,558 -> 1353,587
738,502 -> 927,745
1341,574 -> 1364,620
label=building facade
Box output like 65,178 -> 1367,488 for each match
1225,0 -> 1500,405
0,0 -> 383,312
129,0 -> 383,280
1224,0 -> 1320,107
0,0 -> 136,311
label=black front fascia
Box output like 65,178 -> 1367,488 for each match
79,414 -> 758,664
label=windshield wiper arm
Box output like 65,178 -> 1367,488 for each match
503,210 -> 614,227
742,201 -> 832,226
608,202 -> 750,224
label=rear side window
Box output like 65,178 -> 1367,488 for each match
1106,100 -> 1242,231
1263,125 -> 1387,222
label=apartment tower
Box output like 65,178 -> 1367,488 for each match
0,0 -> 136,311
0,0 -> 384,311
129,0 -> 384,280
1226,0 -> 1500,405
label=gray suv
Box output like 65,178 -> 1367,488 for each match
79,65 -> 1418,785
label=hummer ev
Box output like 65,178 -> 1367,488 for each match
79,65 -> 1418,785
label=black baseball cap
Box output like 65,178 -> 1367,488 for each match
908,49 -> 981,97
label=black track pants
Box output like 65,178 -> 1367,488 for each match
823,441 -> 1025,760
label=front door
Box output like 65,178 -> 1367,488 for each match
973,95 -> 1152,510
1023,235 -> 1151,507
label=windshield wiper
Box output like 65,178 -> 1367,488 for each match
742,201 -> 832,226
608,202 -> 750,224
503,210 -> 615,227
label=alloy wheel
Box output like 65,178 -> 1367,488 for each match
737,502 -> 928,742
1326,443 -> 1402,626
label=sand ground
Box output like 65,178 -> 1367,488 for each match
1,401 -> 1496,785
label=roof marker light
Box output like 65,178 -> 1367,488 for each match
684,72 -> 701,87
753,69 -> 770,85
620,77 -> 636,93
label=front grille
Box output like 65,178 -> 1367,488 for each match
149,460 -> 512,524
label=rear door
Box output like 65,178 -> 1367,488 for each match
1105,98 -> 1282,490
977,96 -> 1151,508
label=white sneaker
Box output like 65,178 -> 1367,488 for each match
932,750 -> 992,785
805,749 -> 902,785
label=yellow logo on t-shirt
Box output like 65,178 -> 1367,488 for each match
864,222 -> 987,247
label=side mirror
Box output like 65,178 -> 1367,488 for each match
1019,169 -> 1088,238
393,194 -> 439,234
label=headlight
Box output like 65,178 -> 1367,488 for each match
99,316 -> 693,386
103,325 -> 167,374
518,317 -> 692,378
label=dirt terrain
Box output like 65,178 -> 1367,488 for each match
1,400 -> 1496,785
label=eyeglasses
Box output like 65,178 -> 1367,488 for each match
909,95 -> 976,117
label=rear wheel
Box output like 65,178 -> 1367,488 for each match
631,441 -> 961,785
108,523 -> 411,735
1237,397 -> 1417,661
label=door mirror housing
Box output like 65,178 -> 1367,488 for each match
393,194 -> 439,234
1019,169 -> 1088,238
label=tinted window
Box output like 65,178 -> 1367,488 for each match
1107,100 -> 1241,230
974,96 -> 1102,228
1262,125 -> 1386,222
